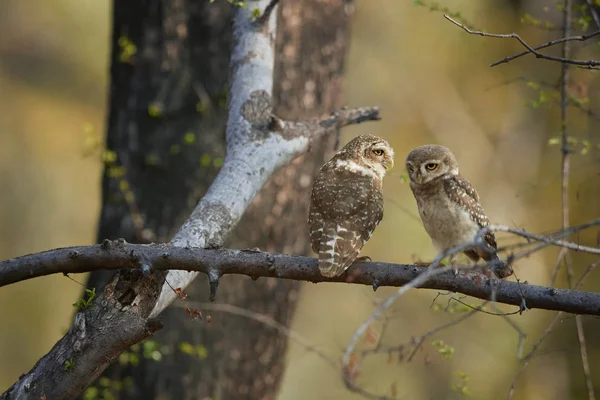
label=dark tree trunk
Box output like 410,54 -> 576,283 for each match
85,0 -> 352,399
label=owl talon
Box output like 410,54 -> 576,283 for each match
413,261 -> 431,267
354,256 -> 372,263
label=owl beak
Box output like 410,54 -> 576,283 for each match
383,158 -> 394,171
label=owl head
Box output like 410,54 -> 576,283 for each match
340,134 -> 395,178
405,144 -> 459,185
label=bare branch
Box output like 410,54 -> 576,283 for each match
174,301 -> 337,369
484,220 -> 600,255
491,31 -> 600,67
2,241 -> 600,316
444,15 -> 600,68
507,258 -> 600,399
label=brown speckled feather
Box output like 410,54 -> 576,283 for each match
443,175 -> 497,257
308,134 -> 392,278
309,166 -> 383,277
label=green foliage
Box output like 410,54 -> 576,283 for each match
73,288 -> 96,310
548,136 -> 597,155
82,123 -> 102,158
178,341 -> 209,359
142,339 -> 163,361
118,350 -> 140,367
526,82 -> 559,108
101,150 -> 118,164
118,340 -> 163,366
210,0 -> 248,7
251,8 -> 262,20
431,300 -> 473,314
431,340 -> 454,359
575,3 -> 593,31
199,153 -> 224,169
64,357 -> 75,371
183,132 -> 196,145
117,36 -> 137,64
83,377 -> 133,400
397,171 -> 409,183
520,13 -> 554,29
412,1 -> 474,29
148,102 -> 164,118
452,371 -> 471,397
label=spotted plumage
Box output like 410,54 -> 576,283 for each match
405,144 -> 512,278
309,134 -> 395,277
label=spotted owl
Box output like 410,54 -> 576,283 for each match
405,144 -> 512,278
308,134 -> 395,277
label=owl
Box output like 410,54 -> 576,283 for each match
308,134 -> 395,277
405,144 -> 512,278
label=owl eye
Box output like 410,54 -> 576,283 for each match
425,162 -> 438,171
372,149 -> 384,156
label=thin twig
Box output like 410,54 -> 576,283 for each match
484,221 -> 600,255
444,14 -> 600,68
491,31 -> 600,67
174,301 -> 338,369
507,258 -> 600,399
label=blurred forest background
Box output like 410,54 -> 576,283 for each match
1,0 -> 600,399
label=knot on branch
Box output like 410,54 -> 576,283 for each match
241,90 -> 273,141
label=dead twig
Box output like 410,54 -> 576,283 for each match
444,14 -> 600,68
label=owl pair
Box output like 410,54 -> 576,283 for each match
308,134 -> 511,279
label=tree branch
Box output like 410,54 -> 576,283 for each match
444,14 -> 600,68
1,241 -> 600,316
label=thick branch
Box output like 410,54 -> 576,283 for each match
1,242 -> 599,316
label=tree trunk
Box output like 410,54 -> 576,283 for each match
85,0 -> 352,398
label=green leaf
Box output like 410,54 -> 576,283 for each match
148,102 -> 164,118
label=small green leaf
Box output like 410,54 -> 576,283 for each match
148,102 -> 164,118
183,132 -> 196,144
64,357 -> 75,371
251,8 -> 261,19
200,154 -> 212,167
102,150 -> 118,164
213,157 -> 224,168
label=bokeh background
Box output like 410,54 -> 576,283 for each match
1,0 -> 600,399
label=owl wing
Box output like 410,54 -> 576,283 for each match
443,176 -> 497,251
309,164 -> 383,277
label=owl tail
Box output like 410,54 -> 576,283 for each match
318,223 -> 362,278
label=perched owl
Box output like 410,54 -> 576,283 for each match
308,134 -> 395,277
405,144 -> 512,278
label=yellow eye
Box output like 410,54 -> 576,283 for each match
425,162 -> 438,171
372,149 -> 384,156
